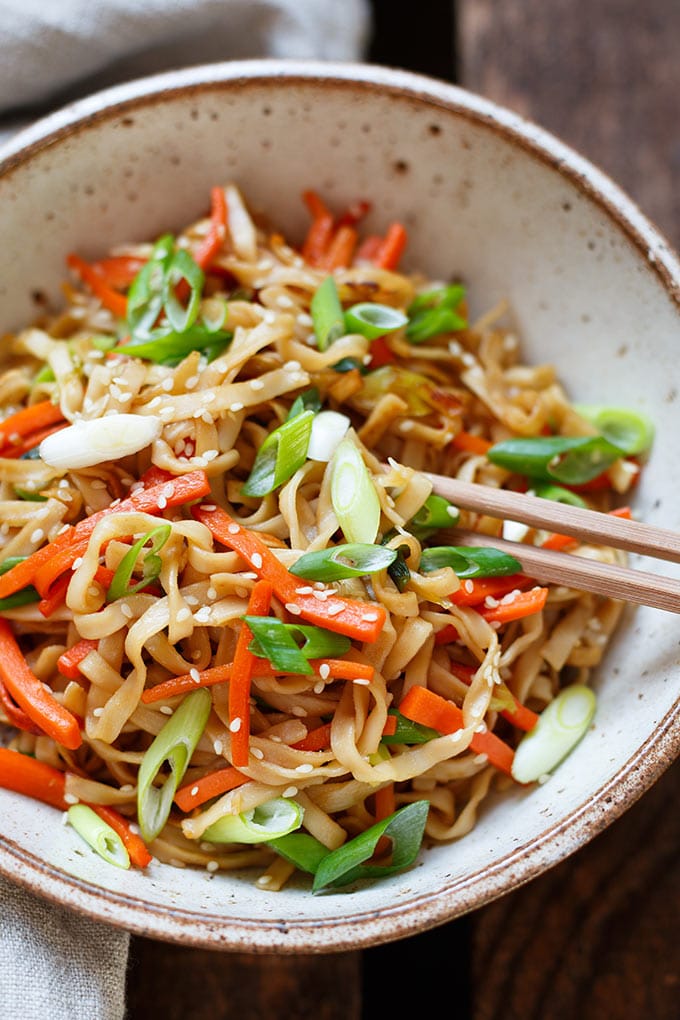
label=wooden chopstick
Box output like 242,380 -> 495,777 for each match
418,473 -> 680,614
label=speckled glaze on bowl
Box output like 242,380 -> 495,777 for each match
0,60 -> 678,953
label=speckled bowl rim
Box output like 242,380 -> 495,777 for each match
0,59 -> 678,953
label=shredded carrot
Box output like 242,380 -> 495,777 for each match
542,505 -> 633,551
367,334 -> 396,369
2,422 -> 68,459
320,225 -> 358,270
355,235 -> 384,263
230,579 -> 273,768
66,253 -> 129,318
0,748 -> 68,810
291,722 -> 332,752
374,222 -> 408,270
451,431 -> 493,456
141,657 -> 375,704
89,255 -> 146,290
192,185 -> 228,271
192,504 -> 387,643
450,574 -> 533,607
38,572 -> 72,618
301,190 -> 335,265
0,680 -> 43,734
89,803 -> 152,868
0,620 -> 81,749
337,199 -> 372,228
481,586 -> 549,625
382,714 -> 398,737
174,767 -> 248,813
374,782 -> 396,822
399,685 -> 515,777
0,470 -> 211,600
448,660 -> 538,732
57,639 -> 99,680
0,400 -> 66,455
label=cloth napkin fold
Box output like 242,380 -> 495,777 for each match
0,2 -> 371,1017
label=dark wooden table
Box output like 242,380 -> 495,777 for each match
126,3 -> 680,1017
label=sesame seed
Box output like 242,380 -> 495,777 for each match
63,793 -> 79,805
229,717 -> 242,733
484,596 -> 499,608
399,420 -> 414,432
235,586 -> 248,598
88,585 -> 101,597
251,747 -> 264,760
464,580 -> 474,594
277,296 -> 295,309
206,860 -> 219,873
252,553 -> 263,569
185,376 -> 199,389
201,392 -> 216,404
157,496 -> 167,509
319,663 -> 331,680
72,557 -> 83,570
176,607 -> 191,622
283,360 -> 301,371
473,753 -> 489,764
191,786 -> 200,796
291,707 -> 307,718
325,603 -> 344,616
297,312 -> 313,327
313,681 -> 325,694
230,402 -> 244,413
190,668 -> 201,683
91,479 -> 107,490
285,602 -> 302,616
249,378 -> 265,391
185,595 -> 199,606
257,874 -> 273,886
162,378 -> 174,392
295,586 -> 314,595
30,529 -> 44,544
207,587 -> 217,599
353,677 -> 371,686
362,611 -> 379,622
282,786 -> 298,798
195,608 -> 211,623
159,705 -> 173,715
92,707 -> 104,717
227,523 -> 240,534
213,740 -> 223,755
295,763 -> 314,773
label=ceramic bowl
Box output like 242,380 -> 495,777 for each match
0,60 -> 678,953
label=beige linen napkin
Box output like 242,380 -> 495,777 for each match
0,2 -> 371,1017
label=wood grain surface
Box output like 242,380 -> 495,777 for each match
126,2 -> 679,1016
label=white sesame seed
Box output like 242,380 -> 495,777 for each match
282,786 -> 298,798
30,529 -> 44,544
72,557 -> 83,570
473,753 -> 489,764
362,611 -> 379,622
283,359 -> 301,371
185,375 -> 199,389
92,707 -> 104,717
207,587 -> 217,599
235,586 -> 248,598
157,496 -> 167,509
251,747 -> 264,760
291,707 -> 307,718
313,680 -> 325,694
399,420 -> 414,432
252,553 -> 263,569
162,378 -> 174,392
206,860 -> 219,872
63,793 -> 79,805
176,607 -> 191,622
159,705 -> 173,715
285,602 -> 302,616
229,717 -> 242,733
213,740 -> 223,755
227,523 -> 240,534
325,603 -> 344,616
353,677 -> 371,686
88,585 -> 101,597
257,874 -> 273,886
295,586 -> 314,595
195,607 -> 211,623
319,663 -> 331,680
249,378 -> 265,391
230,402 -> 244,413
464,580 -> 474,593
295,763 -> 314,773
190,668 -> 201,683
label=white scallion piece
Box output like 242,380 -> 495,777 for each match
330,438 -> 381,544
502,518 -> 531,543
511,684 -> 597,784
307,410 -> 351,462
202,797 -> 303,844
67,804 -> 130,870
39,413 -> 162,470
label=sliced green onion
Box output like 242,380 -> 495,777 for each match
419,545 -> 522,579
246,616 -> 350,670
511,684 -> 597,784
245,616 -> 313,675
267,831 -> 330,874
573,404 -> 655,456
532,483 -> 587,508
13,487 -> 48,502
203,796 -> 303,844
287,387 -> 322,421
487,435 -> 624,484
126,233 -> 175,337
137,688 -> 211,842
330,438 -> 381,545
387,544 -> 411,592
311,276 -> 346,351
91,335 -> 118,352
406,284 -> 467,343
106,524 -> 171,602
381,709 -> 439,745
162,249 -> 204,333
290,543 -> 397,582
0,556 -> 39,609
119,324 -> 232,366
200,297 -> 229,333
344,302 -> 408,340
67,804 -> 130,870
33,364 -> 56,385
312,800 -> 429,891
410,493 -> 460,537
307,410 -> 351,462
242,409 -> 314,497
332,357 -> 365,374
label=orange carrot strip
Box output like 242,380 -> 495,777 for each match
450,574 -> 533,607
0,747 -> 68,809
0,619 -> 81,749
448,660 -> 539,732
37,572 -> 72,618
57,639 -> 99,680
18,470 -> 211,599
374,222 -> 408,270
3,422 -> 68,460
399,685 -> 515,777
89,255 -> 146,290
194,186 -> 228,270
374,782 -> 396,822
355,235 -> 384,263
192,505 -> 386,643
320,225 -> 358,270
542,505 -> 633,551
480,586 -> 548,625
66,253 -> 129,318
291,722 -> 333,752
230,579 -> 273,767
382,714 -> 398,737
141,658 -> 375,704
0,679 -> 44,734
301,190 -> 335,265
0,400 -> 66,453
174,767 -> 249,813
88,803 -> 152,868
337,199 -> 371,228
451,431 -> 493,455
367,334 -> 396,369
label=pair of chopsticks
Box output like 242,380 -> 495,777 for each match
421,473 -> 680,615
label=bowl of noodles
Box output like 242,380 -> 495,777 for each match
0,60 -> 678,952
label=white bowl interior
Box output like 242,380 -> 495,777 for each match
0,62 -> 678,951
